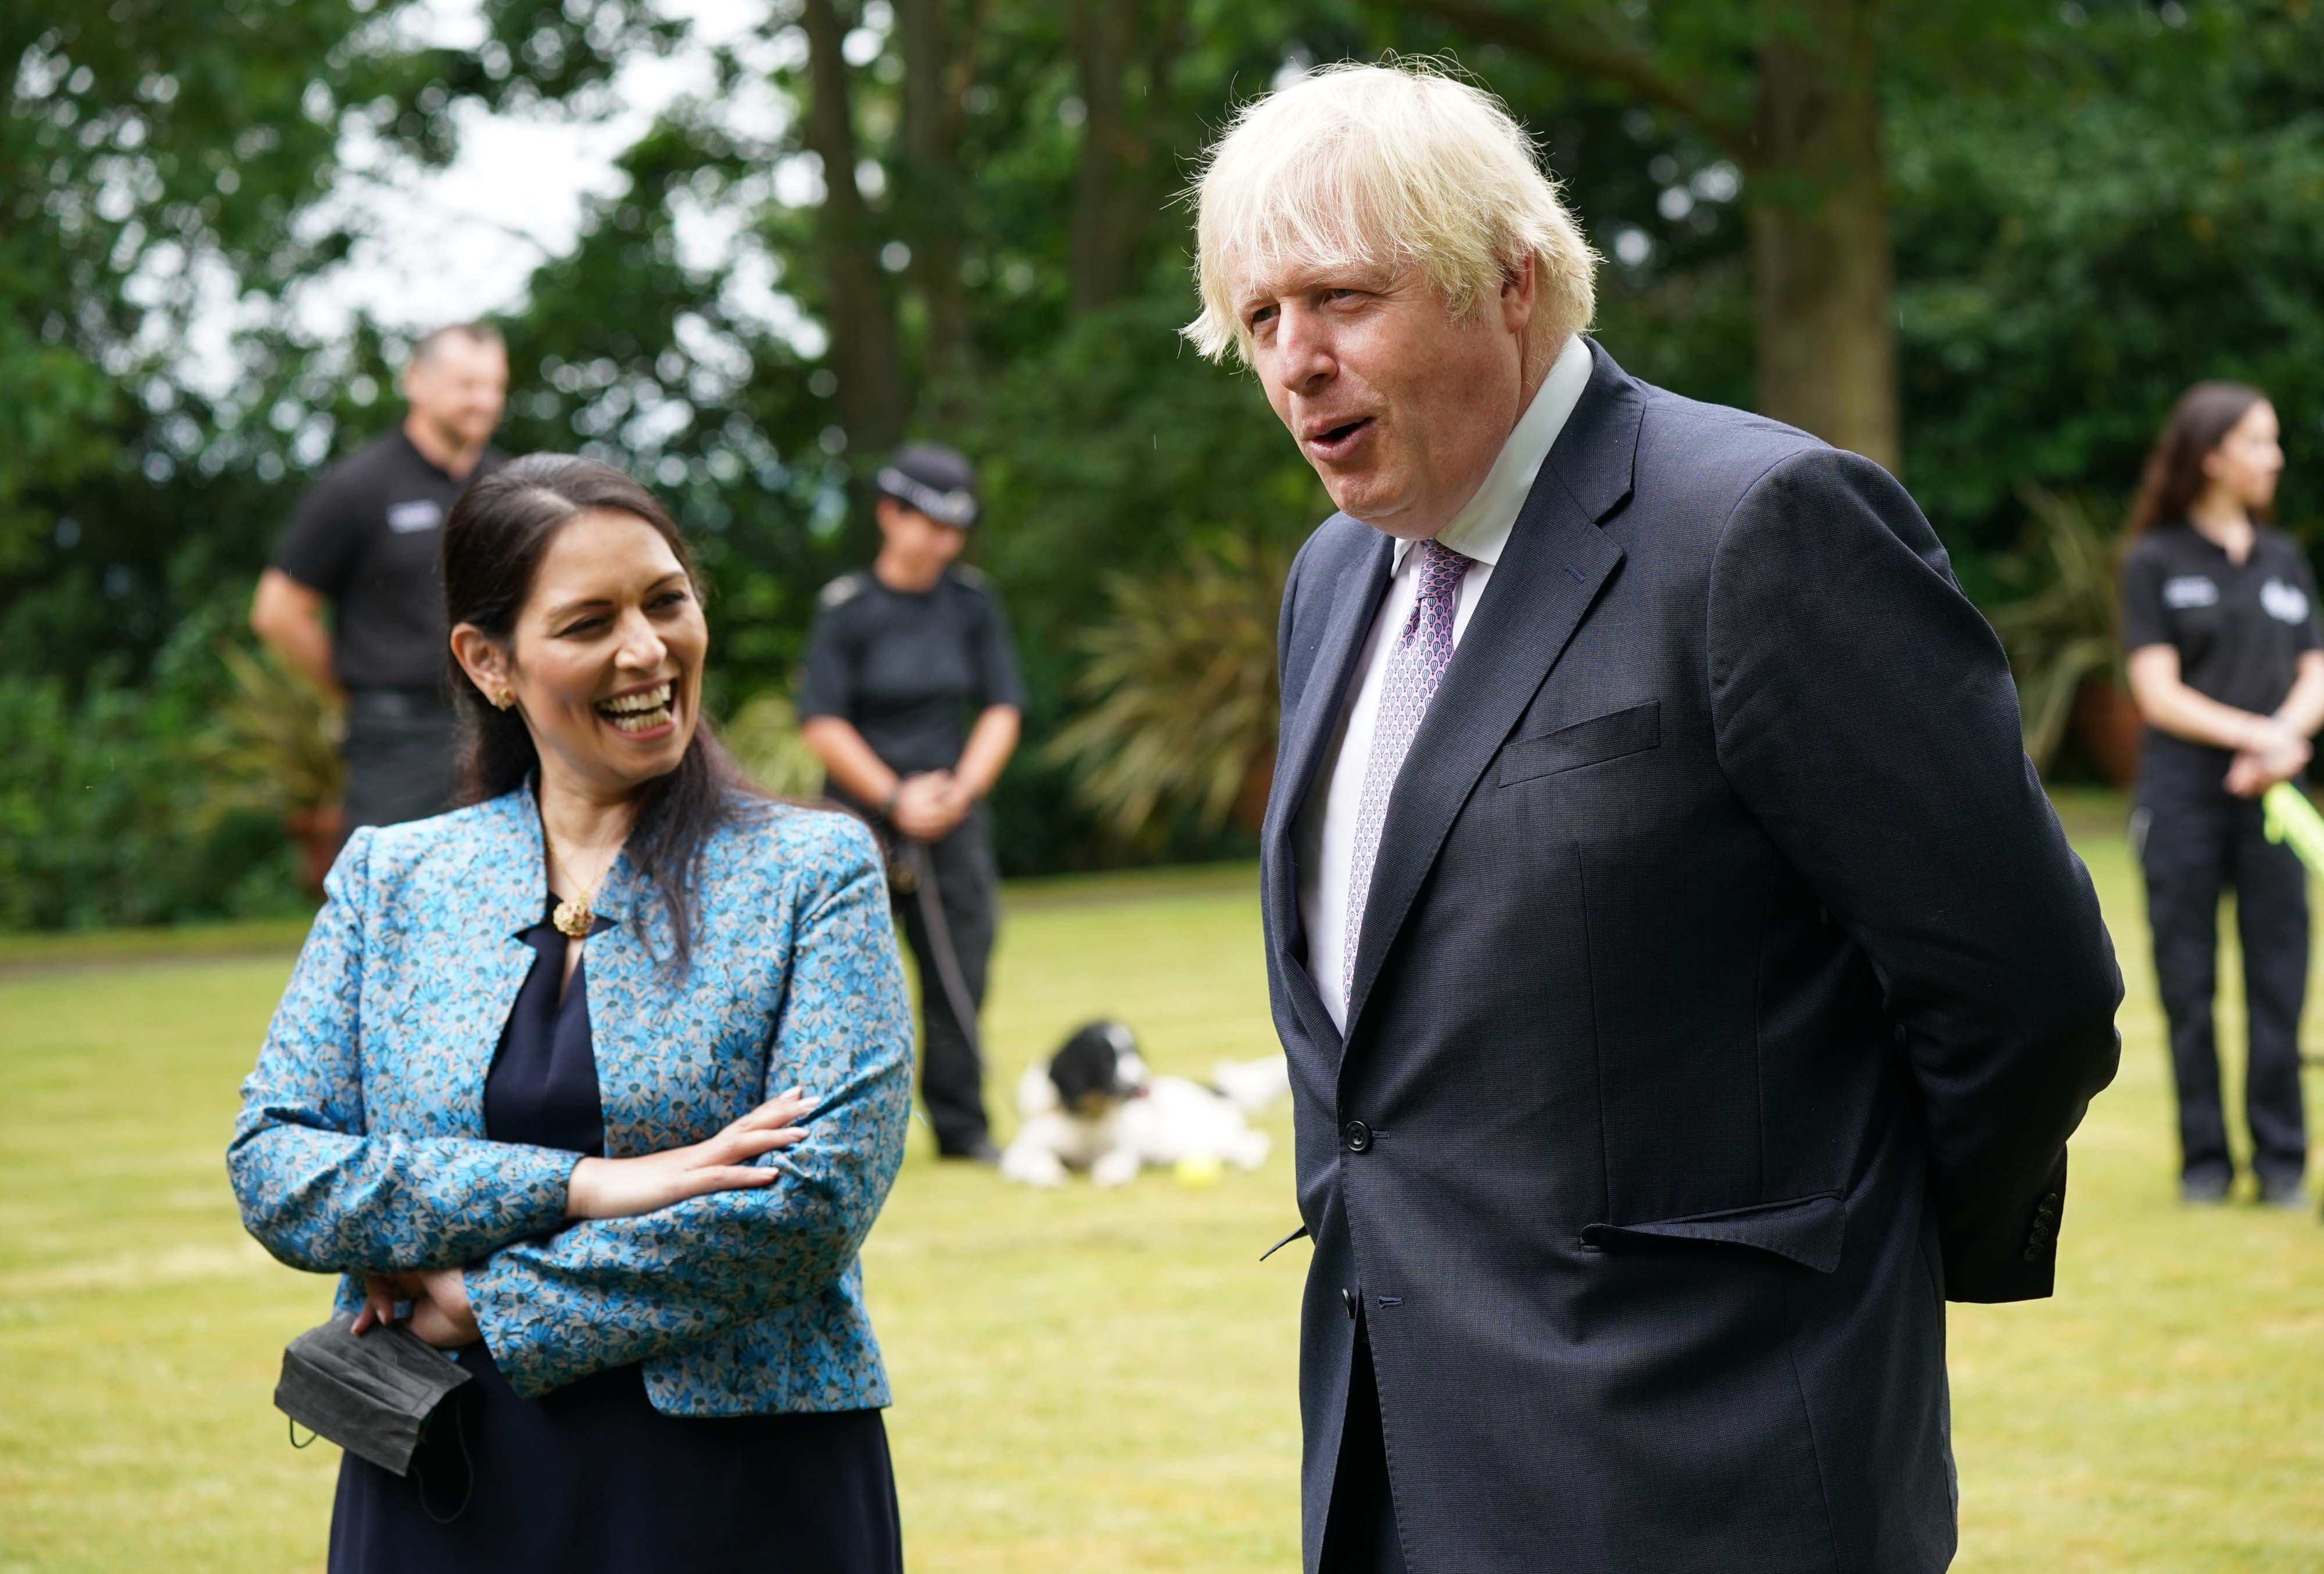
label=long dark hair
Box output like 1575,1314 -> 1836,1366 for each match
2126,381 -> 2272,536
442,453 -> 770,970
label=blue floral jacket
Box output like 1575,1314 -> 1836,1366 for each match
227,785 -> 913,1415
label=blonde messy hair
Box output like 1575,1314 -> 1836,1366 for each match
1183,60 -> 1598,365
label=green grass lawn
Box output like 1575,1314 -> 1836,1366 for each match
3,822 -> 2322,1571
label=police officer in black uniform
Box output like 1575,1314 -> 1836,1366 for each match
2122,382 -> 2324,1209
798,445 -> 1025,1163
250,322 -> 508,832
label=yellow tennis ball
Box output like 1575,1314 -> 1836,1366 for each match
1175,1152 -> 1224,1188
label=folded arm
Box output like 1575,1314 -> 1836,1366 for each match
465,834 -> 913,1397
225,830 -> 578,1276
1707,449 -> 2123,1302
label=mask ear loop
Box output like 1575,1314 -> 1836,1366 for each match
289,1418 -> 317,1449
415,1390 -> 475,1525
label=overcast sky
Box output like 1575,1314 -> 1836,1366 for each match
290,0 -> 792,345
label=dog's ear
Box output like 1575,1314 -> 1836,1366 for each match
1048,1021 -> 1121,1109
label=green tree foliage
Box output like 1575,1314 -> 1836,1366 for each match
0,0 -> 636,923
12,1 -> 2324,918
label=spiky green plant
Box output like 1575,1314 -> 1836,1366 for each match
1986,485 -> 2128,775
1047,537 -> 1288,844
722,689 -> 828,798
190,640 -> 345,829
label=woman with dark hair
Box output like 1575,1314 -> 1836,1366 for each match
2122,384 -> 2324,1209
228,454 -> 914,1569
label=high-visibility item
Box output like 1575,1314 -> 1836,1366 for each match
2260,781 -> 2324,873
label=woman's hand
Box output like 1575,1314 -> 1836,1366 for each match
562,1089 -> 816,1221
352,1266 -> 480,1349
2225,719 -> 2312,797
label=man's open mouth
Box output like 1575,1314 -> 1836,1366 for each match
596,680 -> 676,734
1305,417 -> 1373,456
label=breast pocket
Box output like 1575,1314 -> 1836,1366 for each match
1495,700 -> 1660,788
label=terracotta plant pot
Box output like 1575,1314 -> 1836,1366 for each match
287,805 -> 346,896
2072,677 -> 2143,789
1232,747 -> 1276,837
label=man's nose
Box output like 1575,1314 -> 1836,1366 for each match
1271,304 -> 1336,393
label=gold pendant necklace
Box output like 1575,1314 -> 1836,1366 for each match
543,840 -> 612,940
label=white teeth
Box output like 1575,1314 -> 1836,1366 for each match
598,682 -> 674,716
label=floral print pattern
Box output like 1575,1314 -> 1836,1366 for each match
227,784 -> 913,1412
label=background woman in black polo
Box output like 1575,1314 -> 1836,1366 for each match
2121,382 -> 2324,1209
798,445 -> 1025,1163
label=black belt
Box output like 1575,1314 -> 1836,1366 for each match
347,688 -> 456,720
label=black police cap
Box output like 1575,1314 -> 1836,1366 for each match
874,443 -> 980,529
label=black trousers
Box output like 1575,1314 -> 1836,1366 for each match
894,806 -> 996,1154
2137,775 -> 2311,1189
344,690 -> 459,833
1319,1317 -> 1407,1574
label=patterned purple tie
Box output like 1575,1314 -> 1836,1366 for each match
1342,537 -> 1472,1005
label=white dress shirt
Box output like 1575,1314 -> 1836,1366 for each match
1294,332 -> 1595,1031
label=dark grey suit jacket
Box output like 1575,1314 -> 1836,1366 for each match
1260,341 -> 2122,1574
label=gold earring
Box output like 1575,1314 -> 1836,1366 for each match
493,688 -> 515,711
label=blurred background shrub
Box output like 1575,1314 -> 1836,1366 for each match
0,621 -> 307,930
1988,487 -> 2137,784
721,689 -> 829,799
1046,537 -> 1287,849
189,642 -> 349,891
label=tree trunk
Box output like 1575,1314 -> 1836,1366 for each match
798,0 -> 910,469
1068,0 -> 1139,313
896,0 -> 979,413
1067,0 -> 1185,314
1748,1 -> 1900,474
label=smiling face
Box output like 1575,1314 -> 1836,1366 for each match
1241,259 -> 1538,539
2203,399 -> 2284,512
452,507 -> 708,805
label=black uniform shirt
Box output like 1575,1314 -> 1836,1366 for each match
273,428 -> 501,692
797,565 -> 1027,791
2122,521 -> 2322,718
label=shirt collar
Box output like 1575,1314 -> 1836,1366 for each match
1393,332 -> 1595,575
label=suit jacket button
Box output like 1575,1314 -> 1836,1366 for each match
1342,1120 -> 1373,1153
1342,1288 -> 1358,1318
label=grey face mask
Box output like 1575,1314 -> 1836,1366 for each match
275,1312 -> 472,1477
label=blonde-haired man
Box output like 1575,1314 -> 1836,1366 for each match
1200,64 -> 2121,1573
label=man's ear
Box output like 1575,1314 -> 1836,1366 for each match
449,623 -> 510,702
1499,253 -> 1538,335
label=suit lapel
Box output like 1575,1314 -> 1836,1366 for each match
1340,343 -> 1644,1041
1263,529 -> 1393,1053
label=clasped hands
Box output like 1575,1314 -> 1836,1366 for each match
2225,716 -> 2312,798
351,1088 -> 816,1349
889,770 -> 973,841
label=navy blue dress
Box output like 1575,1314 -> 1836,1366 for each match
328,902 -> 905,1572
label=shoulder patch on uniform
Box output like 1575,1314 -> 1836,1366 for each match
947,563 -> 989,591
818,573 -> 869,609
